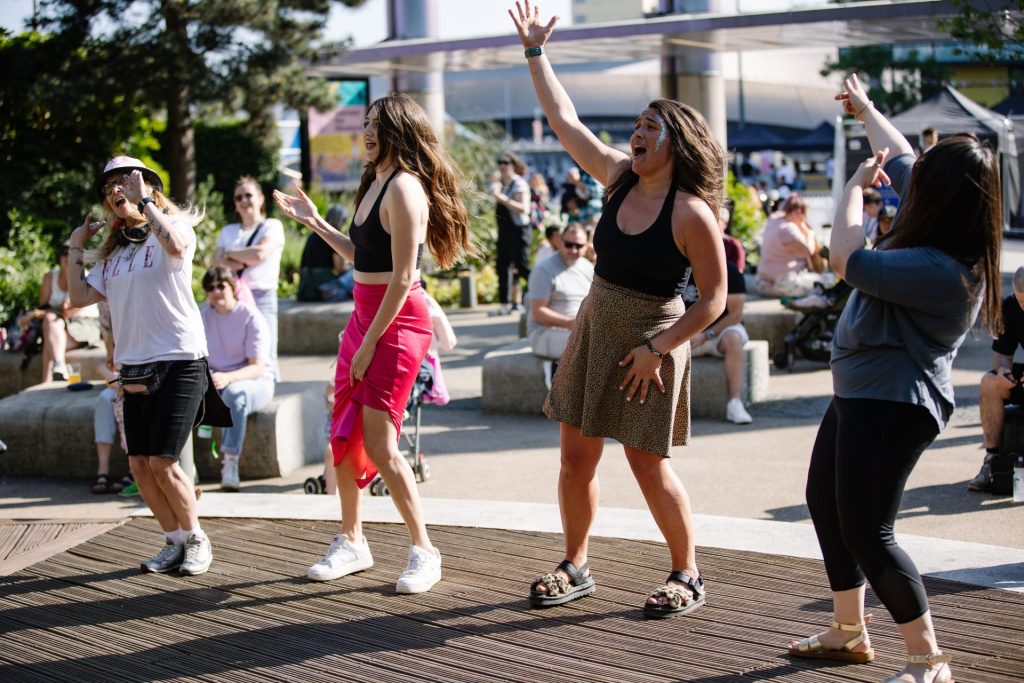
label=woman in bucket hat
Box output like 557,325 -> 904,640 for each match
67,156 -> 216,576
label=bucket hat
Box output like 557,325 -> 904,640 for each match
95,156 -> 163,199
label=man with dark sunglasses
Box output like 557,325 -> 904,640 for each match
527,224 -> 594,370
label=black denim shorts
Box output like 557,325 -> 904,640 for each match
123,358 -> 208,458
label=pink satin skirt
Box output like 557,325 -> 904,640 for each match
331,281 -> 432,488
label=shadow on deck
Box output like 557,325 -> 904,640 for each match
0,518 -> 1021,682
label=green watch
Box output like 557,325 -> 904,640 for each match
706,329 -> 717,339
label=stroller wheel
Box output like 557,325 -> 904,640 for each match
772,349 -> 790,370
369,477 -> 390,497
416,453 -> 430,483
303,477 -> 323,495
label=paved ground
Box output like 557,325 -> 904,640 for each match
3,243 -> 1023,572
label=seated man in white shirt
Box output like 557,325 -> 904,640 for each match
527,225 -> 595,369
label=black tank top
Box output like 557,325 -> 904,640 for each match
350,170 -> 425,273
592,174 -> 692,297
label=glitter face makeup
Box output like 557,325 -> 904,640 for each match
653,113 -> 668,153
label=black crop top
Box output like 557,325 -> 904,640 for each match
592,174 -> 692,297
350,170 -> 425,273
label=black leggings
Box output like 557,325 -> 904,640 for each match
496,224 -> 531,304
806,396 -> 939,624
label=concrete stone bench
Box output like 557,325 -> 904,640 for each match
0,346 -> 108,400
481,338 -> 769,419
0,381 -> 327,481
518,299 -> 796,353
277,298 -> 354,355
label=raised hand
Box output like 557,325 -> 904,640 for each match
122,170 -> 147,204
509,0 -> 558,48
849,147 -> 891,189
69,211 -> 105,247
273,182 -> 320,228
835,73 -> 872,121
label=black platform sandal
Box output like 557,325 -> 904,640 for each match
643,570 -> 705,619
529,559 -> 596,607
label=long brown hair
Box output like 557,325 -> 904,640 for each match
606,98 -> 726,219
877,133 -> 1003,336
355,93 -> 471,269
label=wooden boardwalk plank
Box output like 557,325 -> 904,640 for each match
0,518 -> 1019,683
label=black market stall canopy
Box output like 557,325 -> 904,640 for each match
838,85 -> 1021,228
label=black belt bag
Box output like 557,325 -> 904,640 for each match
119,361 -> 173,395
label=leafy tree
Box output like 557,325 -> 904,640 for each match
0,30 -> 156,244
940,1 -> 1024,61
38,0 -> 367,203
821,45 -> 951,115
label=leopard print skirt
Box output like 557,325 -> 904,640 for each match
543,275 -> 690,456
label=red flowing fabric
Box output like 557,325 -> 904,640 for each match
331,281 -> 432,488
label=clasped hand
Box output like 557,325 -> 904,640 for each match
618,345 -> 665,405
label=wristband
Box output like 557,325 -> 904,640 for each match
138,196 -> 156,213
524,46 -> 543,58
644,339 -> 664,359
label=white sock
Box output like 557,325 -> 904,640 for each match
165,530 -> 180,545
182,526 -> 206,542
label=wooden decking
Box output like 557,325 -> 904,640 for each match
0,518 -> 1021,682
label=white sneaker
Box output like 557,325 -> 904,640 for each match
396,545 -> 442,594
179,534 -> 213,576
220,455 -> 240,492
307,534 -> 374,582
726,398 -> 753,425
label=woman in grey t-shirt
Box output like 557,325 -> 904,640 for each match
788,75 -> 1003,683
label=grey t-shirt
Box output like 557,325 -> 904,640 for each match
527,252 -> 595,335
831,152 -> 981,429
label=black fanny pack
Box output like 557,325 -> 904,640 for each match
119,361 -> 173,395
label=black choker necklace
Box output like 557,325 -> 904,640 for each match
122,224 -> 150,243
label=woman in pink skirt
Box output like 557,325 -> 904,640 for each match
275,94 -> 470,594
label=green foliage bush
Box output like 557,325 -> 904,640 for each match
725,171 -> 766,269
0,210 -> 56,324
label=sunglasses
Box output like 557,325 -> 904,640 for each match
562,241 -> 585,250
497,159 -> 512,165
204,282 -> 229,292
102,173 -> 132,196
234,192 -> 255,202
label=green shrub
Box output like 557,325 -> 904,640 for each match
726,171 -> 765,269
0,210 -> 55,324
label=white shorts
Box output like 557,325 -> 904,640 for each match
691,323 -> 749,358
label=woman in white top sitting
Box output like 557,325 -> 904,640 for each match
20,242 -> 101,382
214,176 -> 285,380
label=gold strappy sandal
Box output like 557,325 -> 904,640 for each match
884,651 -> 954,683
788,616 -> 874,664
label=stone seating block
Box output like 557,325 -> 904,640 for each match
277,298 -> 354,355
481,339 -> 550,415
0,346 -> 108,400
481,339 -> 769,419
0,381 -> 326,481
741,298 -> 799,354
689,340 -> 769,419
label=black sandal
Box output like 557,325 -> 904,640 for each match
529,559 -> 596,607
643,570 -> 706,619
91,474 -> 114,494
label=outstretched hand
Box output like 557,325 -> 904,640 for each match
273,182 -> 320,229
509,0 -> 558,49
835,73 -> 872,121
849,148 -> 891,189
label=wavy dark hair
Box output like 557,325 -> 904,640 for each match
355,93 -> 471,269
877,133 -> 1003,336
606,98 -> 726,219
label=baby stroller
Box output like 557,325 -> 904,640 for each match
367,353 -> 448,496
772,280 -> 852,371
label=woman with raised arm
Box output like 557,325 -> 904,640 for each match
509,1 -> 727,618
66,156 -> 215,577
274,93 -> 470,595
787,74 -> 1002,683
